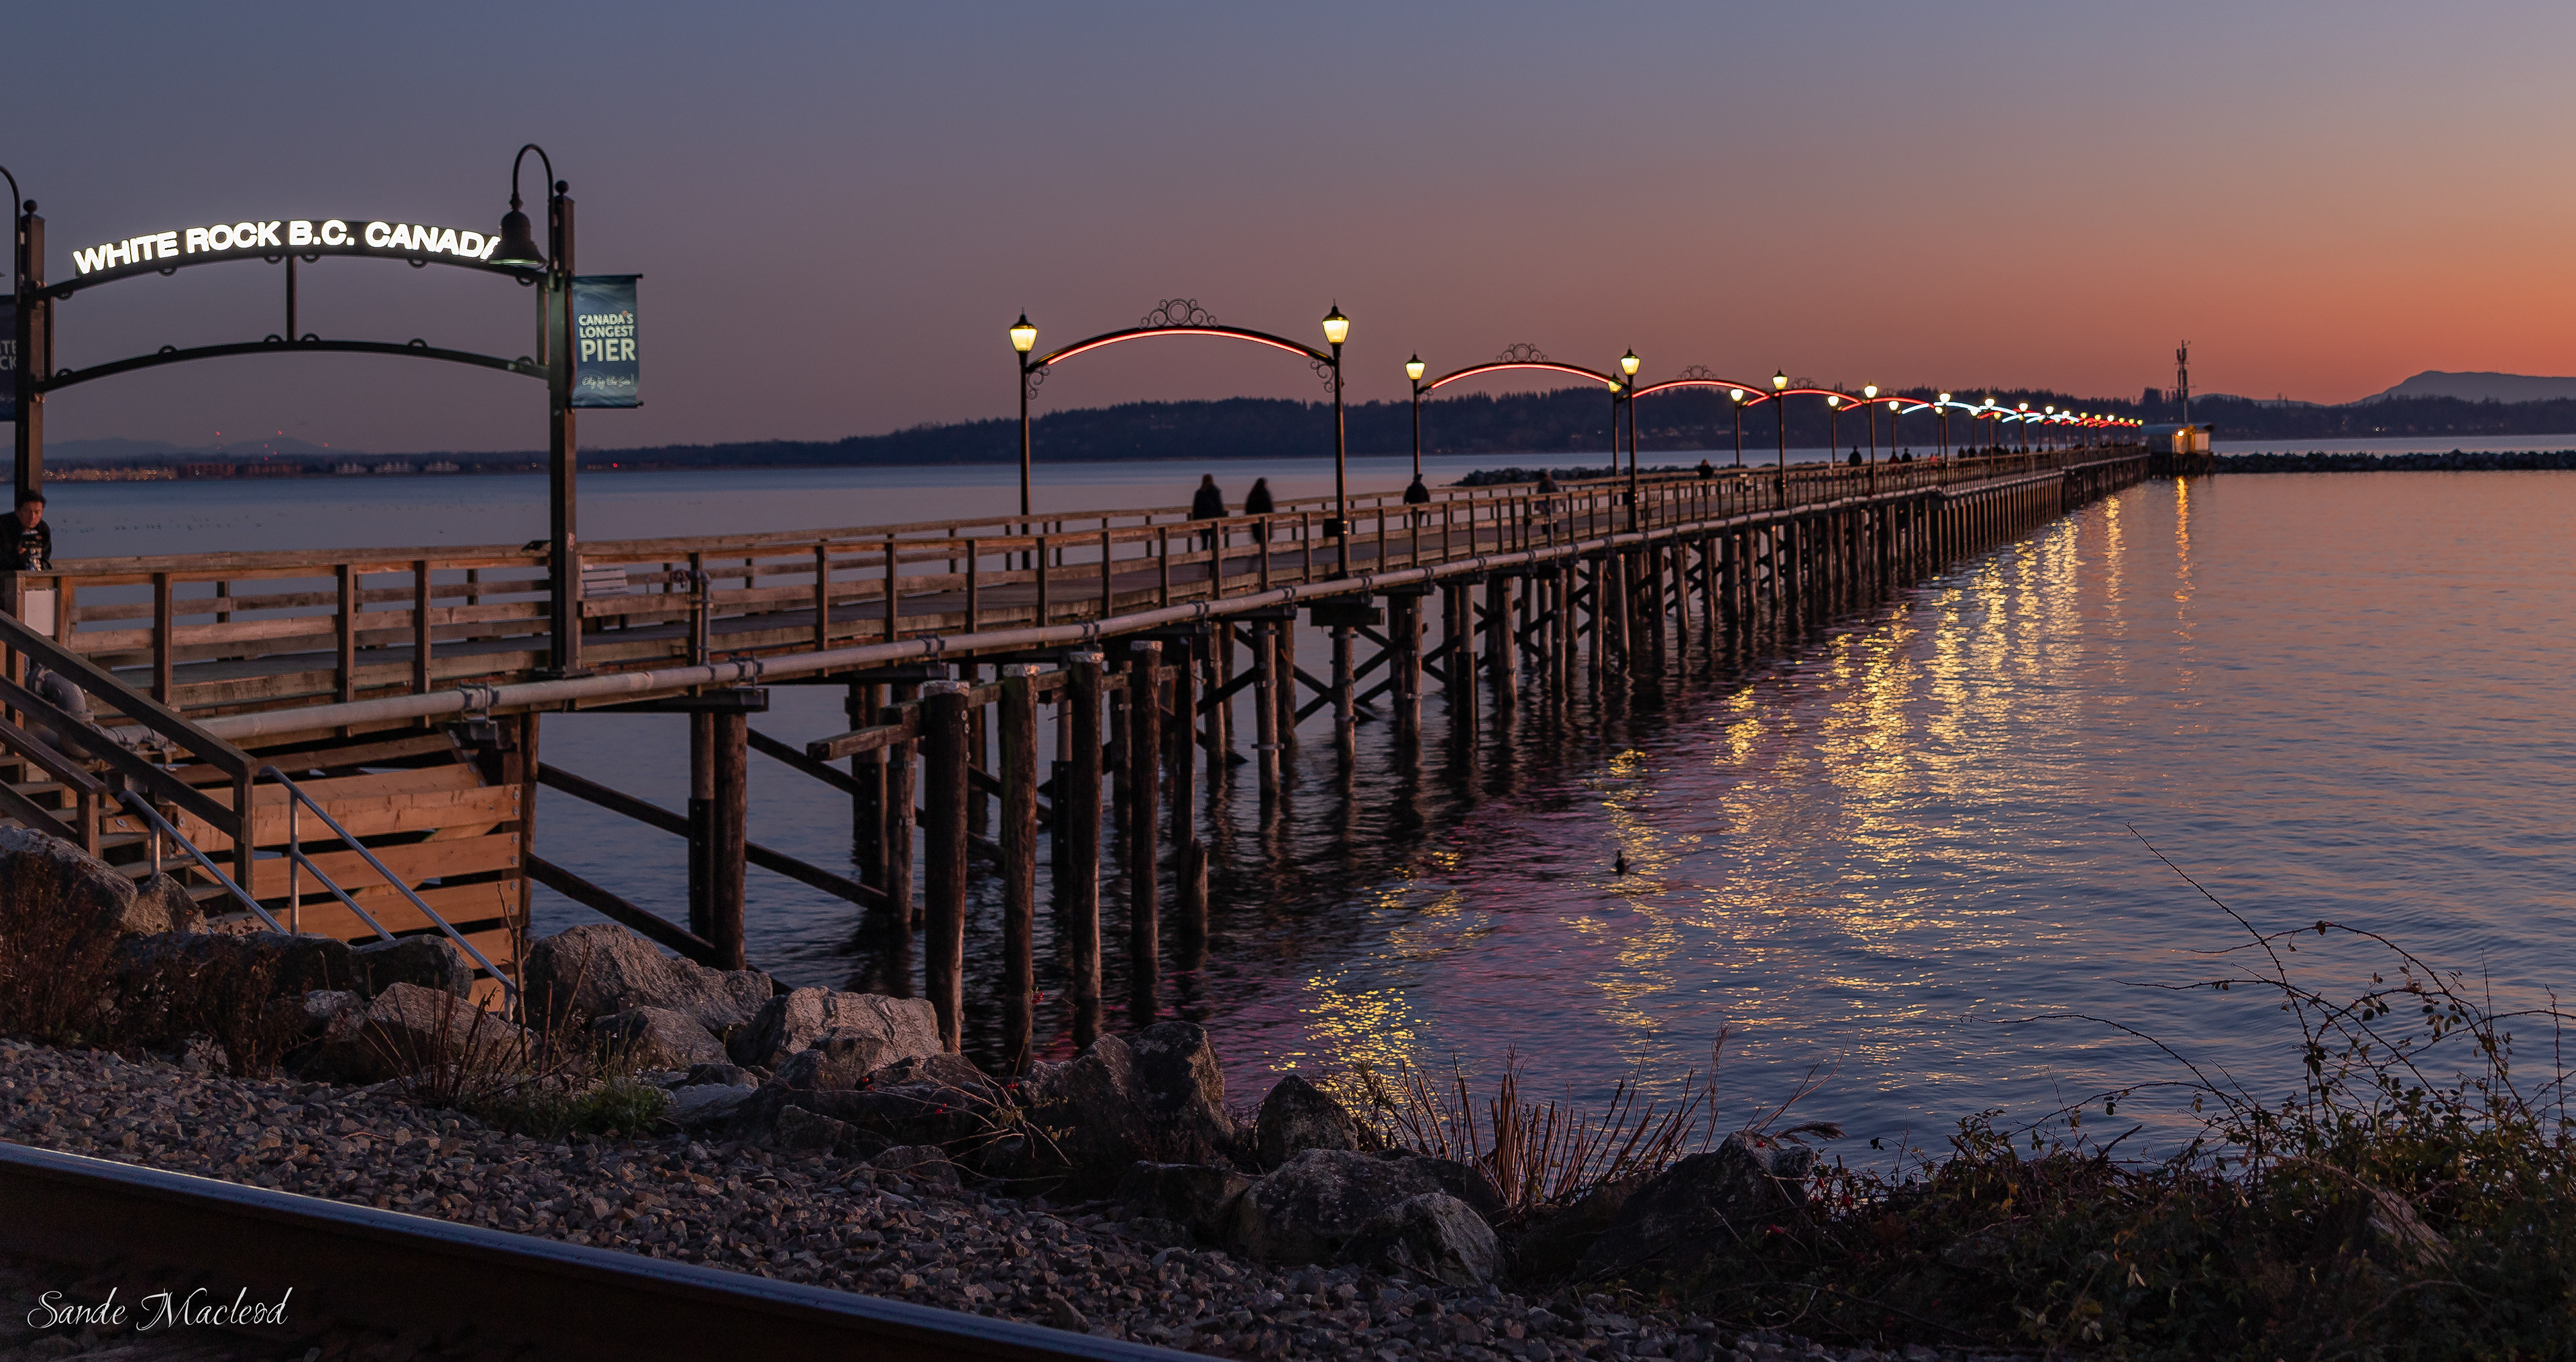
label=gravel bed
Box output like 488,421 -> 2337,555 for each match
0,1040 -> 2014,1362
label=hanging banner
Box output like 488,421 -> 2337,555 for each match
570,274 -> 641,409
0,300 -> 15,422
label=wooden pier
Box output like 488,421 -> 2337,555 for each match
0,445 -> 2147,1043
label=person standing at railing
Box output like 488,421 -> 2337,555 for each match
1403,473 -> 1430,526
1189,474 -> 1227,553
1243,477 -> 1275,542
11,493 -> 50,571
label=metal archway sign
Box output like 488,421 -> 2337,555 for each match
2,145 -> 631,675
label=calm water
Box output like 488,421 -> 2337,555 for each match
46,461 -> 2576,1150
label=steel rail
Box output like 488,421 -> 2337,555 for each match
170,453 -> 2139,744
0,1141 -> 1195,1362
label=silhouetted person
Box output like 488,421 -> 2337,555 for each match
1242,477 -> 1275,541
1403,473 -> 1430,524
11,492 -> 49,571
1189,473 -> 1225,551
1847,449 -> 1863,467
1696,458 -> 1715,480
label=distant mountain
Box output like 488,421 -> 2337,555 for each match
2365,371 -> 2576,404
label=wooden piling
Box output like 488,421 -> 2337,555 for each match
920,681 -> 970,1054
881,689 -> 918,986
687,711 -> 712,942
998,665 -> 1040,1074
1391,593 -> 1422,746
1063,652 -> 1104,1049
1253,621 -> 1281,799
710,710 -> 749,972
1125,642 -> 1162,1026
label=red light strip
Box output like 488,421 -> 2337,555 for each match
1421,361 -> 1617,394
1037,325 -> 1329,368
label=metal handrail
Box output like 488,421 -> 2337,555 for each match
111,790 -> 284,933
256,763 -> 517,1004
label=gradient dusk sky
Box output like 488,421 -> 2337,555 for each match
6,2 -> 2569,453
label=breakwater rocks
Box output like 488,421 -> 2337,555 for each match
2215,449 -> 2576,473
0,1041 -> 2012,1362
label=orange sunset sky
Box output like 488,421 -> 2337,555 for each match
5,1 -> 2570,451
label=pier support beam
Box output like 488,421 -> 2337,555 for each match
997,665 -> 1039,1074
1125,642 -> 1162,1026
920,680 -> 970,1054
1063,652 -> 1104,1049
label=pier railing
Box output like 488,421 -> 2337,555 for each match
0,446 -> 2137,722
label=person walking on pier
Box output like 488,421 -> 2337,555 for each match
1190,473 -> 1227,551
11,493 -> 50,571
1403,472 -> 1431,526
1243,477 -> 1275,540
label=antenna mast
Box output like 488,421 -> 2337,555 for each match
2175,341 -> 2190,423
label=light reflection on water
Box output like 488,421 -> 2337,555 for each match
44,464 -> 2573,1150
1175,472 -> 2575,1151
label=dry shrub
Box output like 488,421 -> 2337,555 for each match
113,942 -> 305,1078
0,873 -> 117,1045
1342,1039 -> 1778,1221
372,984 -> 666,1141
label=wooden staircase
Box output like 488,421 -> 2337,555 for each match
0,622 -> 530,1011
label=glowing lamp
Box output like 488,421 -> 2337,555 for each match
1729,388 -> 1744,402
1619,349 -> 1640,378
1405,353 -> 1426,383
1772,370 -> 1788,392
1320,304 -> 1349,347
1826,394 -> 1840,408
1938,392 -> 1951,404
1887,399 -> 1900,410
1864,384 -> 1878,399
1009,315 -> 1037,354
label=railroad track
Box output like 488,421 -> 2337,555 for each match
0,1141 -> 1197,1361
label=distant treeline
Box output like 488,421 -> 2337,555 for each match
2180,394 -> 2576,439
2214,449 -> 2576,473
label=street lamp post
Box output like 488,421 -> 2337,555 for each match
1010,314 -> 1038,521
1772,370 -> 1789,506
1729,388 -> 1745,467
1619,349 -> 1640,530
3,166 -> 35,510
1322,304 -> 1349,575
491,144 -> 580,676
2017,401 -> 2030,453
1406,353 -> 1426,481
1826,393 -> 1842,465
1937,392 -> 1951,460
1863,384 -> 1879,469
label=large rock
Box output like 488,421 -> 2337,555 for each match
1513,1174 -> 1645,1281
1115,1161 -> 1252,1241
0,825 -> 143,935
1221,1147 -> 1448,1265
1574,1133 -> 1817,1277
1129,1021 -> 1232,1149
729,986 -> 941,1072
354,935 -> 473,999
1254,1075 -> 1368,1170
1407,1155 -> 1507,1226
133,874 -> 205,935
276,990 -> 367,1080
752,1052 -> 1003,1154
593,1005 -> 728,1070
1346,1192 -> 1502,1286
113,931 -> 364,1020
523,923 -> 771,1032
303,982 -> 531,1086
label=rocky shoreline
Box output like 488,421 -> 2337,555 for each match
0,1040 -> 2023,1362
0,830 -> 2033,1361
